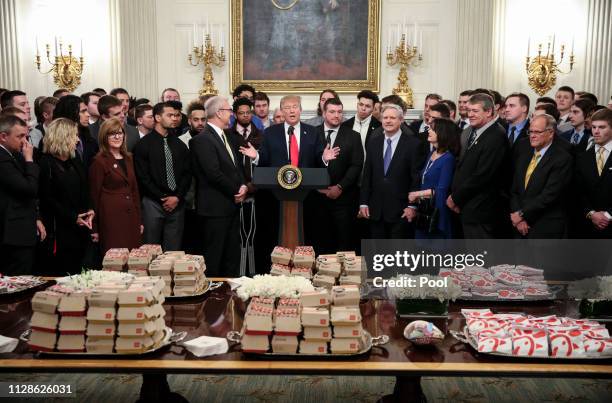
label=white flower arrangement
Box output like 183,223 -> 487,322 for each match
568,276 -> 612,301
387,274 -> 462,302
56,269 -> 134,290
235,274 -> 314,301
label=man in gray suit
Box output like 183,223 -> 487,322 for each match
89,94 -> 140,151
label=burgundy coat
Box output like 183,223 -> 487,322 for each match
89,153 -> 142,254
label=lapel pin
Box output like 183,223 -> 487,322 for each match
113,163 -> 117,168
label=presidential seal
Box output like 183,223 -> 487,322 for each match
277,164 -> 303,190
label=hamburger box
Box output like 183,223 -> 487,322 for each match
56,334 -> 85,352
271,246 -> 293,265
173,259 -> 200,274
300,287 -> 331,307
270,263 -> 291,276
128,269 -> 149,277
330,337 -> 361,354
151,328 -> 166,345
87,291 -> 118,308
336,251 -> 356,261
301,307 -> 330,327
31,291 -> 62,314
290,267 -> 312,279
58,294 -> 87,316
115,335 -> 154,353
87,306 -> 116,322
333,323 -> 363,338
117,288 -> 155,306
330,306 -> 361,324
163,251 -> 185,257
273,307 -> 301,335
173,275 -> 198,286
131,278 -> 165,295
117,305 -> 164,322
331,285 -> 360,306
339,274 -> 362,286
299,339 -> 328,354
277,298 -> 300,308
172,285 -> 198,296
250,297 -> 275,308
28,329 -> 57,351
162,285 -> 173,297
85,337 -> 115,353
241,333 -> 270,353
317,255 -> 339,265
139,243 -> 163,259
271,335 -> 298,353
87,322 -> 116,338
58,315 -> 87,334
312,274 -> 336,289
30,311 -> 59,332
118,317 -> 164,337
292,246 -> 315,268
303,326 -> 332,341
244,305 -> 274,334
318,262 -> 342,277
148,260 -> 173,274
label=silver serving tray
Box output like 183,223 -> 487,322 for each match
20,327 -> 187,357
226,330 -> 389,358
458,285 -> 563,302
164,280 -> 224,301
450,326 -> 612,360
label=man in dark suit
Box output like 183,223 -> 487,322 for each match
560,99 -> 595,153
341,90 -> 381,153
447,93 -> 509,238
227,98 -> 264,189
510,114 -> 573,238
90,95 -> 140,151
360,104 -> 421,239
574,108 -> 612,238
191,96 -> 248,277
504,93 -> 530,148
0,116 -> 44,275
408,93 -> 443,135
312,98 -> 363,253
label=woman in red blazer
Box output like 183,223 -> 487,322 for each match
89,117 -> 142,254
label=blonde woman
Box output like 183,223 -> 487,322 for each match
89,117 -> 142,254
38,117 -> 94,275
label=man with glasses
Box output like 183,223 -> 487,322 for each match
510,114 -> 572,238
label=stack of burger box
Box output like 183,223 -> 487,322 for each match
147,255 -> 175,296
127,248 -> 152,277
313,254 -> 341,288
329,285 -> 363,353
270,263 -> 291,276
115,277 -> 166,353
139,244 -> 163,259
270,246 -> 293,265
338,252 -> 363,286
241,297 -> 274,352
56,292 -> 88,352
102,248 -> 130,271
28,291 -> 63,351
291,246 -> 315,279
86,289 -> 119,353
271,298 -> 301,353
172,254 -> 206,296
299,288 -> 331,354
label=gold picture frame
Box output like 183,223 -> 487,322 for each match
230,0 -> 380,93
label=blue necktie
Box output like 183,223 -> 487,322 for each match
383,138 -> 393,175
571,131 -> 580,144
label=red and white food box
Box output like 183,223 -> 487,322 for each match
336,251 -> 356,262
494,271 -> 523,287
339,274 -> 361,286
317,262 -> 342,277
292,246 -> 315,268
271,335 -> 298,353
172,285 -> 198,296
271,246 -> 293,265
244,304 -> 274,334
497,289 -> 525,300
148,260 -> 173,276
330,306 -> 361,324
299,339 -> 328,354
28,330 -> 57,351
333,323 -> 363,338
87,322 -> 116,338
128,248 -> 151,270
115,336 -> 154,353
303,326 -> 332,341
290,267 -> 312,279
549,328 -> 585,357
58,316 -> 86,334
470,276 -> 497,292
31,291 -> 62,314
583,335 -> 612,357
250,297 -> 275,308
139,244 -> 163,259
274,307 -> 301,335
173,258 -> 200,274
301,307 -> 330,327
85,337 -> 115,353
277,298 -> 300,308
118,317 -> 165,337
511,327 -> 548,357
300,287 -> 330,307
330,338 -> 361,354
332,285 -> 360,306
102,248 -> 129,270
58,294 -> 87,316
56,334 -> 85,352
87,306 -> 116,322
478,336 -> 512,354
173,275 -> 197,286
317,255 -> 339,265
471,290 -> 499,298
530,315 -> 563,326
163,251 -> 186,257
461,308 -> 493,319
270,263 -> 291,276
30,311 -> 58,332
467,318 -> 508,335
87,291 -> 118,308
118,304 -> 165,321
312,273 -> 336,289
117,287 -> 155,306
128,268 -> 149,277
241,333 -> 270,353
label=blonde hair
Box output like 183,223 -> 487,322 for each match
98,117 -> 129,157
43,118 -> 78,159
280,95 -> 302,109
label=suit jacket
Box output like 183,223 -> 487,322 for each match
574,145 -> 612,237
315,125 -> 364,205
371,122 -> 427,169
510,142 -> 573,237
341,116 -> 381,150
507,119 -> 529,150
451,121 -> 509,224
226,122 -> 263,185
360,131 -> 421,222
190,124 -> 245,217
560,128 -> 592,153
408,119 -> 424,135
0,148 -> 39,246
89,120 -> 139,151
257,122 -> 324,168
78,128 -> 99,172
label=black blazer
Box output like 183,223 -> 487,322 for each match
190,124 -> 245,217
360,131 -> 421,223
575,145 -> 612,238
0,148 -> 39,246
314,125 -> 364,205
408,119 -> 424,135
78,128 -> 99,172
226,122 -> 263,185
510,142 -> 573,237
507,119 -> 529,150
451,121 -> 509,224
560,128 -> 592,154
341,116 -> 381,150
257,122 -> 324,168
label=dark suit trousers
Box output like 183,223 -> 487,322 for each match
461,221 -> 497,239
142,196 -> 185,252
0,244 -> 35,275
306,192 -> 356,255
200,213 -> 240,278
370,219 -> 411,239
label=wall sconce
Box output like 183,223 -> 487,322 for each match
525,36 -> 575,96
35,37 -> 84,92
188,22 -> 225,96
386,22 -> 423,109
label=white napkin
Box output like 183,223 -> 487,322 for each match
226,276 -> 250,291
0,334 -> 19,353
182,336 -> 229,357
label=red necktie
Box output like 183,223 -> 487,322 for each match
288,126 -> 299,166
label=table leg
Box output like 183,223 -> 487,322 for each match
378,375 -> 426,403
137,373 -> 189,403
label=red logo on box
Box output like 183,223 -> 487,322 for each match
320,319 -> 326,325
318,347 -> 324,352
105,313 -> 111,319
137,296 -> 143,302
134,342 -> 140,347
352,330 -> 358,336
106,328 -> 112,334
323,332 -> 329,337
319,298 -> 326,304
137,313 -> 143,318
350,343 -> 356,349
136,328 -> 142,333
349,315 -> 356,321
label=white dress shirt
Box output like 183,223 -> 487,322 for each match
323,124 -> 339,147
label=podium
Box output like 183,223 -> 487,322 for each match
253,166 -> 329,249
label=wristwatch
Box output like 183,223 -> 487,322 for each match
517,210 -> 524,218
586,210 -> 595,219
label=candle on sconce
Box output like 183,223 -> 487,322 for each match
54,36 -> 58,55
387,27 -> 391,52
396,24 -> 400,46
419,31 -> 422,50
36,36 -> 40,57
206,16 -> 210,36
414,22 -> 418,45
571,37 -> 574,55
552,34 -> 555,54
220,29 -> 224,49
80,39 -> 83,57
193,23 -> 197,48
527,36 -> 530,56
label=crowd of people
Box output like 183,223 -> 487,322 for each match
1,83 -> 611,278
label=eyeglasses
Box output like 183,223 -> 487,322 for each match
108,131 -> 124,138
219,108 -> 234,114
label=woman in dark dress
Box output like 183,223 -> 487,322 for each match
38,118 -> 94,275
89,117 -> 142,255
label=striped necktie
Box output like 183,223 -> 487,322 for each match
596,147 -> 606,176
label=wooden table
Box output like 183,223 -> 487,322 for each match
1,280 -> 611,402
